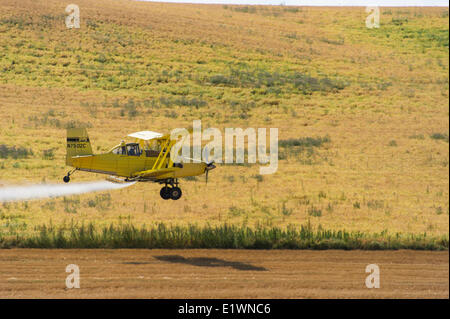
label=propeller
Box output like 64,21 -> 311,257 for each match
203,146 -> 216,184
178,147 -> 216,184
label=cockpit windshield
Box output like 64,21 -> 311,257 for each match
112,143 -> 141,156
112,145 -> 126,155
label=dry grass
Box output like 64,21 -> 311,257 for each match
0,1 -> 448,239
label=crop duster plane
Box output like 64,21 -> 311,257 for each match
64,128 -> 215,200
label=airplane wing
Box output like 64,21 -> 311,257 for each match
127,129 -> 193,142
132,167 -> 179,180
127,131 -> 163,141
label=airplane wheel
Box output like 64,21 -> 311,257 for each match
170,187 -> 182,200
63,176 -> 70,183
160,186 -> 171,200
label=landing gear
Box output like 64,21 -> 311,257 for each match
63,169 -> 76,183
159,179 -> 182,200
160,186 -> 171,200
170,187 -> 182,200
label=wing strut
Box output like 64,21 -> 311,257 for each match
152,138 -> 172,170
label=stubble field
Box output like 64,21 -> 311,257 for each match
0,249 -> 448,298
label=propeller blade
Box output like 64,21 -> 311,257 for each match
203,146 -> 209,165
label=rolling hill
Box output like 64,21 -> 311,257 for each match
0,0 -> 448,244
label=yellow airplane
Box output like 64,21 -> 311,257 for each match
64,128 -> 215,200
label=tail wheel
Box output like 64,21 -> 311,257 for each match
63,176 -> 70,183
170,187 -> 182,200
160,186 -> 171,200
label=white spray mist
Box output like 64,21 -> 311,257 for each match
0,181 -> 136,202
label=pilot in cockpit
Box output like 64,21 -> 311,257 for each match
126,143 -> 141,156
120,140 -> 126,155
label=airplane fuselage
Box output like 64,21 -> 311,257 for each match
70,152 -> 207,181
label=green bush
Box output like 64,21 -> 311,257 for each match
279,136 -> 330,148
0,145 -> 33,159
430,133 -> 449,142
308,206 -> 322,217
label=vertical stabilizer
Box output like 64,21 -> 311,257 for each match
66,128 -> 93,166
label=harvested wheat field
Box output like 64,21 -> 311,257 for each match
0,249 -> 448,298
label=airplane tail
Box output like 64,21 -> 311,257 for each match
66,128 -> 93,166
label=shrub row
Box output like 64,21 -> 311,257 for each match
0,222 -> 447,250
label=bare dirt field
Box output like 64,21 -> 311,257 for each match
0,249 -> 448,298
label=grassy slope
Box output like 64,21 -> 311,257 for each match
0,1 -> 448,243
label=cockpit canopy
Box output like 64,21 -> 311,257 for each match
109,131 -> 167,157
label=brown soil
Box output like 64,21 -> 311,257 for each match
0,249 -> 447,298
